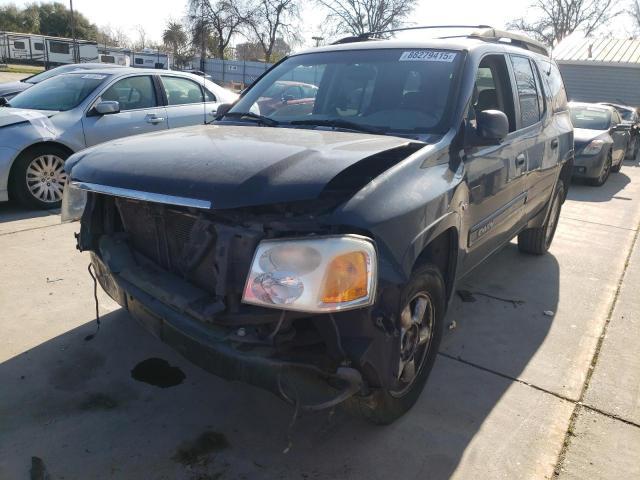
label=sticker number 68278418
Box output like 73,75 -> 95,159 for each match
399,51 -> 457,62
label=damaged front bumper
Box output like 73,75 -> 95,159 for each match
91,246 -> 367,411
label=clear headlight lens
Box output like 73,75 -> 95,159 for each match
60,181 -> 87,223
582,139 -> 604,155
242,236 -> 377,312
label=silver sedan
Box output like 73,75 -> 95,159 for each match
0,68 -> 237,208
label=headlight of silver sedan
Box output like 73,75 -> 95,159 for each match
60,181 -> 87,223
242,235 -> 377,313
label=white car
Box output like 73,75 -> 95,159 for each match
0,68 -> 237,208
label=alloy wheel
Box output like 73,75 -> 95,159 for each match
25,154 -> 68,203
390,292 -> 435,398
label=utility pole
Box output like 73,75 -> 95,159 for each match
200,0 -> 206,72
69,0 -> 78,63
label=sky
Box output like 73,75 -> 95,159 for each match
3,0 -> 637,49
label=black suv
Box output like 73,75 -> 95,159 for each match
64,27 -> 573,423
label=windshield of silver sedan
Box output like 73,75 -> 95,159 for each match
225,48 -> 463,136
8,73 -> 110,111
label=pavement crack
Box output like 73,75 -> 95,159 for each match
437,352 -> 576,404
560,216 -> 638,231
580,404 -> 640,430
552,220 -> 640,478
0,223 -> 64,236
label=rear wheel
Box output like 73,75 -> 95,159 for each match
518,182 -> 564,255
9,146 -> 69,209
348,264 -> 445,424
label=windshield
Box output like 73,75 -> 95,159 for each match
24,64 -> 85,84
570,106 -> 611,130
9,73 -> 110,111
229,48 -> 463,136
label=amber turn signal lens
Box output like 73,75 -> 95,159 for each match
320,251 -> 369,303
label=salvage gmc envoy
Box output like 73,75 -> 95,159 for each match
63,27 -> 574,423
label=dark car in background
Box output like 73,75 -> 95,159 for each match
570,102 -> 628,186
256,80 -> 318,116
64,27 -> 574,423
0,63 -> 124,100
600,102 -> 640,160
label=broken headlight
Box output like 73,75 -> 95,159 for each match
242,235 -> 377,312
60,181 -> 87,223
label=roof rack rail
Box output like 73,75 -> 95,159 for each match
332,25 -> 492,45
467,27 -> 549,56
331,24 -> 549,56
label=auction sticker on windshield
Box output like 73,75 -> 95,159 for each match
81,74 -> 107,80
399,51 -> 457,62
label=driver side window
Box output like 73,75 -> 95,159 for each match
471,55 -> 517,132
101,76 -> 157,111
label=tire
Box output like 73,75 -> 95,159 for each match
611,158 -> 622,173
347,264 -> 445,424
625,138 -> 636,160
9,145 -> 69,209
589,151 -> 612,186
518,182 -> 564,255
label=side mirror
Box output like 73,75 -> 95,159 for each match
94,100 -> 120,115
613,123 -> 631,132
215,103 -> 233,119
0,96 -> 9,107
476,110 -> 509,144
282,94 -> 295,103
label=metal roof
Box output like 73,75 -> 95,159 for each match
553,37 -> 640,65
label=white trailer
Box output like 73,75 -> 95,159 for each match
0,31 -> 98,66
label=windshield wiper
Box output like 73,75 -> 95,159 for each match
290,118 -> 386,135
221,111 -> 279,126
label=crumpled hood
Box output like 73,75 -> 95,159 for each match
574,128 -> 609,150
0,107 -> 58,129
67,125 -> 423,209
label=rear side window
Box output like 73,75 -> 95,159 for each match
14,41 -> 26,50
34,42 -> 44,51
510,55 -> 541,128
161,76 -> 204,105
537,60 -> 568,113
101,76 -> 157,111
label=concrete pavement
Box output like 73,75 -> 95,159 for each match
0,160 -> 639,479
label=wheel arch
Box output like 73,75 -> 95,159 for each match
411,225 -> 459,304
7,141 -> 75,201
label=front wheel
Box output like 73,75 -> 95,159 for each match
518,182 -> 564,255
348,264 -> 445,424
590,151 -> 612,186
9,146 -> 69,209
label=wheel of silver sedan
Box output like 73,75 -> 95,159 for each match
390,292 -> 435,398
25,154 -> 68,203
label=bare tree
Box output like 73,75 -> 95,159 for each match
508,0 -> 622,47
188,0 -> 246,60
316,0 -> 417,37
135,24 -> 147,50
244,0 -> 300,63
632,0 -> 640,31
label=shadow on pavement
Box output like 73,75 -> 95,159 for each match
0,200 -> 59,223
0,242 -> 559,479
568,170 -> 631,202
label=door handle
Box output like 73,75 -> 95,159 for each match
146,115 -> 165,124
550,138 -> 559,149
516,154 -> 526,166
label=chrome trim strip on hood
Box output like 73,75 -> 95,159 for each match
71,181 -> 212,209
